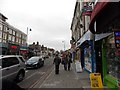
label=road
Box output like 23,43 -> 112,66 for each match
18,57 -> 54,88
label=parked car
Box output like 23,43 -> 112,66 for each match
25,56 -> 44,69
0,55 -> 26,82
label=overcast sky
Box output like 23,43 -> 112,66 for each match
0,0 -> 76,51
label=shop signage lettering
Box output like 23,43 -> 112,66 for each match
114,31 -> 120,49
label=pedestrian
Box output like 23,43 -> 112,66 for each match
53,54 -> 61,74
63,54 -> 68,71
68,52 -> 72,71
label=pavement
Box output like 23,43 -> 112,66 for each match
33,62 -> 91,89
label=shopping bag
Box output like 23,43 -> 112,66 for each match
75,61 -> 82,73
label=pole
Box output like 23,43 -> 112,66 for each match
62,41 -> 65,51
26,27 -> 28,46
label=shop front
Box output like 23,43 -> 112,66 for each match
0,42 -> 8,55
76,30 -> 95,73
20,45 -> 28,60
101,33 -> 120,89
8,44 -> 20,55
89,1 -> 120,89
83,40 -> 94,73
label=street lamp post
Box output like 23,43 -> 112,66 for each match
62,41 -> 65,51
26,27 -> 32,46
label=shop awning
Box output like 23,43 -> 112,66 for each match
89,1 -> 109,33
89,1 -> 120,34
76,31 -> 113,47
76,30 -> 93,47
95,32 -> 113,41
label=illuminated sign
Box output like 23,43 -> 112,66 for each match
114,31 -> 120,49
11,45 -> 17,49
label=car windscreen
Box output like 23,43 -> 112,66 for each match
27,57 -> 39,62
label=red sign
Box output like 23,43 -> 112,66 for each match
11,45 -> 17,49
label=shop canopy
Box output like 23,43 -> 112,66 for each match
76,31 -> 113,48
76,30 -> 92,48
95,32 -> 113,41
89,1 -> 120,34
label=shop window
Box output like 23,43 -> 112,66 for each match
106,34 -> 120,79
84,46 -> 92,72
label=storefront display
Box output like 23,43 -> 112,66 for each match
84,46 -> 92,72
106,34 -> 120,80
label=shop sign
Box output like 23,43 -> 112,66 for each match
11,45 -> 17,49
90,73 -> 103,89
114,31 -> 120,49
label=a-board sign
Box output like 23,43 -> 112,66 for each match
90,73 -> 103,90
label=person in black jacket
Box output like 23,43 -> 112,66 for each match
53,54 -> 61,74
68,52 -> 72,71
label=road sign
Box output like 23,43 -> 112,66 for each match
90,73 -> 103,90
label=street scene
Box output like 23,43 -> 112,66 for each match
0,0 -> 120,90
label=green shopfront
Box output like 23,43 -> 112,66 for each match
89,2 -> 120,89
102,33 -> 120,89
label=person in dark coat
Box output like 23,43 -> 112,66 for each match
63,54 -> 68,71
68,52 -> 72,71
53,54 -> 61,74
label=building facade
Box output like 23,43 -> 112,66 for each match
0,13 -> 27,55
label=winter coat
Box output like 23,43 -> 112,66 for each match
53,56 -> 61,65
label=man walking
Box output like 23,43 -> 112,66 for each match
68,52 -> 72,71
53,54 -> 61,74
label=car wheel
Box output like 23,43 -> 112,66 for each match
16,71 -> 25,82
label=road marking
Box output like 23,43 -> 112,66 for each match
43,83 -> 56,87
37,72 -> 45,75
25,72 -> 37,80
39,68 -> 54,88
29,66 -> 53,88
25,70 -> 28,73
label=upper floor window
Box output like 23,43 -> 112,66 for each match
8,35 -> 12,41
9,29 -> 12,34
0,23 -> 3,30
13,30 -> 16,35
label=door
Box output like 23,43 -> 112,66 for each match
2,57 -> 20,81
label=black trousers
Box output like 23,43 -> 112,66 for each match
64,64 -> 67,70
55,65 -> 59,74
68,62 -> 71,70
